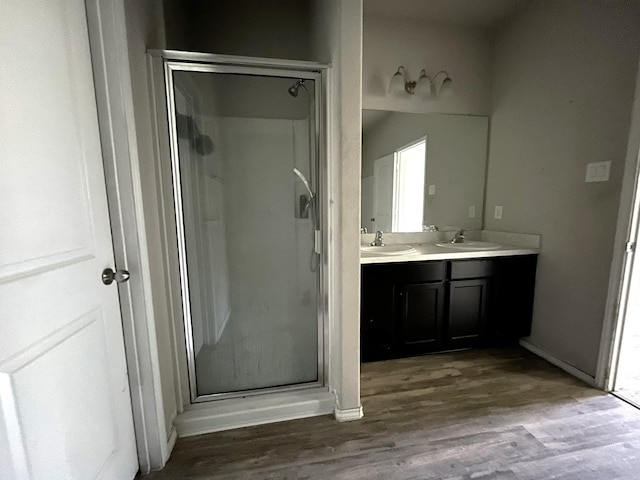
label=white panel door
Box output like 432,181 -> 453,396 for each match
0,2 -> 138,479
373,154 -> 395,232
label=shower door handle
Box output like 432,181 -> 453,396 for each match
102,268 -> 131,285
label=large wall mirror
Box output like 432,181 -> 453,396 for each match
361,110 -> 489,233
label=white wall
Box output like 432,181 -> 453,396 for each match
485,0 -> 640,376
363,14 -> 492,115
312,0 -> 363,418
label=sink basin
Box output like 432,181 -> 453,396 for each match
435,241 -> 502,250
361,244 -> 417,255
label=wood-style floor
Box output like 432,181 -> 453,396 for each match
142,348 -> 640,479
615,299 -> 640,406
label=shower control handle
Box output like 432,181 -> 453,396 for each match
102,268 -> 130,285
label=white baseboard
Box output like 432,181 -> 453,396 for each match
334,406 -> 364,422
163,426 -> 177,465
175,388 -> 336,437
519,339 -> 598,388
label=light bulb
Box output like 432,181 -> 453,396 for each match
416,70 -> 432,97
388,71 -> 405,95
439,77 -> 453,97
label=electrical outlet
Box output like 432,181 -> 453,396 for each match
428,184 -> 436,195
468,206 -> 476,218
494,205 -> 503,220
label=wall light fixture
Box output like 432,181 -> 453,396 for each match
388,66 -> 453,98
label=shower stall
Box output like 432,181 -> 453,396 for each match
151,52 -> 328,403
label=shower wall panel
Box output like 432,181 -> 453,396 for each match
192,116 -> 317,395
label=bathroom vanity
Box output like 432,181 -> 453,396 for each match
360,241 -> 538,362
360,110 -> 539,362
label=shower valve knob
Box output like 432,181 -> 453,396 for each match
102,268 -> 131,285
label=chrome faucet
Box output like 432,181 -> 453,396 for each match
450,228 -> 466,243
360,227 -> 368,234
371,230 -> 384,247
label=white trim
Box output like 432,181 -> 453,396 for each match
174,390 -> 336,437
520,339 -> 598,388
146,54 -> 191,414
334,406 -> 364,422
596,62 -> 640,391
164,426 -> 178,465
85,0 -> 168,473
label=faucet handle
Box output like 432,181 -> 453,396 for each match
360,227 -> 368,234
370,230 -> 385,247
450,228 -> 466,243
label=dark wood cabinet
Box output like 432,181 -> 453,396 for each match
361,261 -> 445,361
360,255 -> 537,362
360,281 -> 395,360
399,282 -> 444,355
447,278 -> 488,349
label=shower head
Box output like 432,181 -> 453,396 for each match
288,79 -> 308,97
176,113 -> 215,156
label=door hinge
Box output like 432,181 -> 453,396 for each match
626,241 -> 636,253
314,230 -> 321,254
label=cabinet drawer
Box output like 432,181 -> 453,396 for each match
399,261 -> 445,283
363,261 -> 444,284
449,259 -> 498,280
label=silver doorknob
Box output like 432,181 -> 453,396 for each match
102,268 -> 130,285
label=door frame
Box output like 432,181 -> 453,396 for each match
85,0 -> 170,473
596,65 -> 640,391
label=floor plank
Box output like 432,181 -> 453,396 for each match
142,348 -> 640,479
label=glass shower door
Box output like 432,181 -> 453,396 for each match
166,64 -> 322,400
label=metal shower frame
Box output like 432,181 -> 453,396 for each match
156,50 -> 329,404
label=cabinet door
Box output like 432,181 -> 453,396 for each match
399,282 -> 444,355
361,282 -> 396,361
447,279 -> 488,349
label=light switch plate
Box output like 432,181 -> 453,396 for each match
494,205 -> 503,220
428,184 -> 436,195
469,206 -> 476,218
585,161 -> 611,182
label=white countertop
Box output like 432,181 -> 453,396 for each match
360,242 -> 539,265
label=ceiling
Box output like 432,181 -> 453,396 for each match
364,0 -> 528,29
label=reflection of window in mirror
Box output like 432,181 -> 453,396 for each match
393,139 -> 426,232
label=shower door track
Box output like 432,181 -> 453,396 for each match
156,50 -> 330,404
